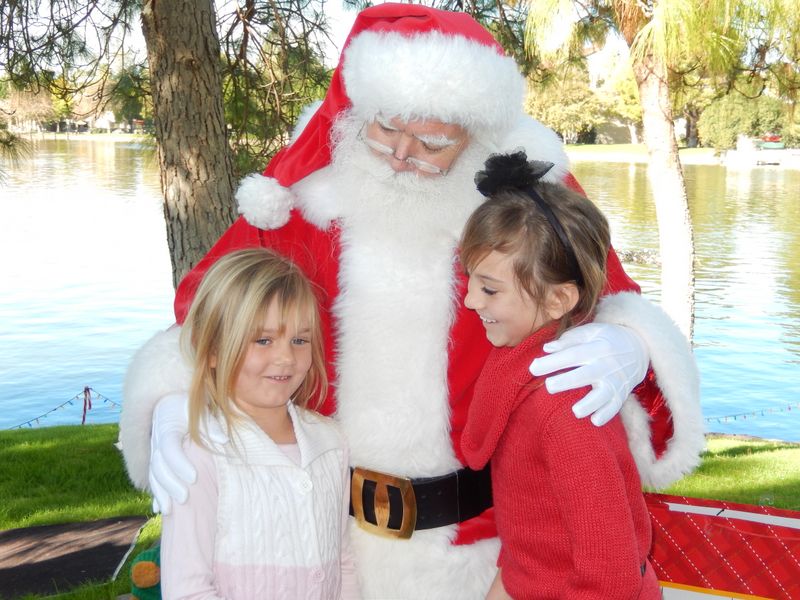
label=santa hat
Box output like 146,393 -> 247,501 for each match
237,3 -> 538,229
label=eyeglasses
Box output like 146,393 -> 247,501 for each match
358,122 -> 464,176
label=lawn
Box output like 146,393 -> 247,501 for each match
565,143 -> 720,164
0,424 -> 154,600
664,434 -> 800,510
1,425 -> 798,598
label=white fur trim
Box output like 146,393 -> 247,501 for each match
333,211 -> 463,474
342,30 -> 525,139
236,173 -> 294,230
119,327 -> 190,490
495,115 -> 571,183
596,292 -> 706,489
290,100 -> 324,143
292,166 -> 339,230
351,524 -> 499,598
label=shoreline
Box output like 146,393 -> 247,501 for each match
21,131 -> 151,144
566,143 -> 800,170
566,144 -> 719,165
23,133 -> 800,169
3,419 -> 798,446
705,432 -> 800,445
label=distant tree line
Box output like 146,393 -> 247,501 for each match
524,50 -> 799,151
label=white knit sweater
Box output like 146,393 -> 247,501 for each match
161,401 -> 359,599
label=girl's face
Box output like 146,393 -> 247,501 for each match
464,250 -> 557,348
233,299 -> 313,420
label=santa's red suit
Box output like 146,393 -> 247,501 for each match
120,4 -> 703,598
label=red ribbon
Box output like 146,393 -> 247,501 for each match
82,387 -> 92,424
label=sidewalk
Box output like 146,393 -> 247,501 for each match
0,516 -> 146,598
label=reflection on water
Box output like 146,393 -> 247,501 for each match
1,140 -> 799,441
573,161 -> 800,442
0,138 -> 174,428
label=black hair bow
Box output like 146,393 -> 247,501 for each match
473,150 -> 584,286
474,151 -> 554,197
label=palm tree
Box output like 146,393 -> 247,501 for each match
525,0 -> 786,341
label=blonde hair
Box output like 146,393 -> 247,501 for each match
460,181 -> 610,333
180,248 -> 327,445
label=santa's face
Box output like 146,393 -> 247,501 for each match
362,116 -> 468,176
328,111 -> 489,240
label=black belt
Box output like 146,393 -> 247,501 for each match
349,465 -> 493,539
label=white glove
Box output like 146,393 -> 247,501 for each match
148,393 -> 228,514
529,322 -> 649,426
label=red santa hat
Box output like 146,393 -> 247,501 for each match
237,3 -> 534,229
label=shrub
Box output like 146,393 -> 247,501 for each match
698,94 -> 785,150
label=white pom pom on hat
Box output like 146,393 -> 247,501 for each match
236,173 -> 294,230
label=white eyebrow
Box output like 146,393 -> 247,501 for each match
375,114 -> 399,130
414,133 -> 459,147
375,114 -> 459,147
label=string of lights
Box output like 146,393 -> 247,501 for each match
704,401 -> 799,424
6,390 -> 797,429
8,387 -> 122,430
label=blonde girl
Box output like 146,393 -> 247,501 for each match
460,152 -> 661,599
160,248 -> 359,599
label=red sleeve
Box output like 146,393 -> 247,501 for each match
540,407 -> 647,599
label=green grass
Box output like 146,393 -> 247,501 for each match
0,424 -> 155,599
663,434 -> 800,510
565,143 -> 719,163
566,142 -> 649,156
1,426 -> 798,598
0,424 -> 151,529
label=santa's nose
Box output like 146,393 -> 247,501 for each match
389,137 -> 415,172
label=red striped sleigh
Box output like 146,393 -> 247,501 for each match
647,493 -> 800,599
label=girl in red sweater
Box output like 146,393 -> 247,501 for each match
460,152 -> 662,599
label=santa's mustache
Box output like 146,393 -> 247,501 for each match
329,112 -> 489,215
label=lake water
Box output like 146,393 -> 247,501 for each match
0,138 -> 174,429
1,139 -> 799,442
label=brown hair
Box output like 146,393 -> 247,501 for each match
180,248 -> 327,445
460,181 -> 610,332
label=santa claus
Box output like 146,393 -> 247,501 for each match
120,4 -> 703,598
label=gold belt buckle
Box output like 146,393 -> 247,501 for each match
351,466 -> 417,539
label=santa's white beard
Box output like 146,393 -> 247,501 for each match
323,113 -> 501,599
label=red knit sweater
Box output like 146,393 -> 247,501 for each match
462,323 -> 662,599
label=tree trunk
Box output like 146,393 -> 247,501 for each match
632,54 -> 696,341
627,122 -> 639,144
141,0 -> 236,289
684,106 -> 699,148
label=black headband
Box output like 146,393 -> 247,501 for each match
474,151 -> 584,287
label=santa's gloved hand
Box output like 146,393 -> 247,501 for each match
148,393 -> 228,514
529,322 -> 649,426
